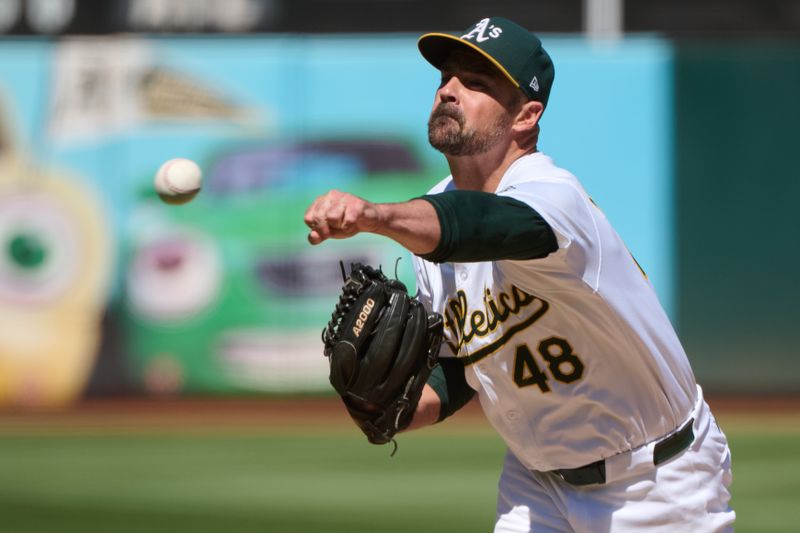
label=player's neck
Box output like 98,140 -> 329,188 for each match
447,144 -> 535,192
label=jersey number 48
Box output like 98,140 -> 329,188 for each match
513,337 -> 585,392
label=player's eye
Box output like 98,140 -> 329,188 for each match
464,76 -> 489,91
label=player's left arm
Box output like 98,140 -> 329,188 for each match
405,385 -> 442,429
405,358 -> 476,431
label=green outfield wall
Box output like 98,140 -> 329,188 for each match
675,42 -> 800,392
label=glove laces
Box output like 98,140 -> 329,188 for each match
321,262 -> 362,347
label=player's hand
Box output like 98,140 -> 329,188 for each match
304,190 -> 380,245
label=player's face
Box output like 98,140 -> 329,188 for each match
428,50 -> 522,156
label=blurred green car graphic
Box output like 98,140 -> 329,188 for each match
121,139 -> 441,395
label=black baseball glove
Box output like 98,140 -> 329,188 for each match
322,263 -> 443,446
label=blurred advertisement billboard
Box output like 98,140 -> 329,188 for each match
0,35 -> 673,401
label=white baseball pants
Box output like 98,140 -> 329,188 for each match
495,388 -> 735,532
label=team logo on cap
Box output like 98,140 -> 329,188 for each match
461,18 -> 503,42
530,76 -> 540,92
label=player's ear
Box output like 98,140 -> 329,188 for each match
512,100 -> 544,136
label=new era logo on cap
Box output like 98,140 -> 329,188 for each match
418,16 -> 555,108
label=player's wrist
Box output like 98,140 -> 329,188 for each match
405,385 -> 442,431
356,201 -> 384,234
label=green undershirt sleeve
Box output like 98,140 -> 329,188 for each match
418,190 -> 558,263
426,358 -> 476,422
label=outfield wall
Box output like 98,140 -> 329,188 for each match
0,34 -> 795,402
674,42 -> 800,392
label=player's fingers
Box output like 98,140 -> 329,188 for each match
324,202 -> 348,231
304,193 -> 335,237
320,192 -> 361,235
339,207 -> 360,233
307,228 -> 325,245
312,216 -> 331,239
303,209 -> 316,229
304,197 -> 324,231
308,209 -> 334,241
304,207 -> 330,242
304,190 -> 363,244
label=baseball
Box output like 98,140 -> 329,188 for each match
154,158 -> 202,205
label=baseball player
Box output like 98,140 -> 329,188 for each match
305,16 -> 735,532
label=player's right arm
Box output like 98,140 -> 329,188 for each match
304,189 -> 558,262
305,189 -> 558,429
304,190 -> 441,255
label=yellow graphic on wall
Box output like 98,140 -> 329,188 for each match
0,103 -> 113,408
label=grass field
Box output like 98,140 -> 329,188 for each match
0,398 -> 798,533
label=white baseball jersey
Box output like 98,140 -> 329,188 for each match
413,151 -> 698,472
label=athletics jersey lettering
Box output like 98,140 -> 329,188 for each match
443,285 -> 549,363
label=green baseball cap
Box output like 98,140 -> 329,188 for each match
418,16 -> 555,108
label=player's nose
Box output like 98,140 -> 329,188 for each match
437,77 -> 460,104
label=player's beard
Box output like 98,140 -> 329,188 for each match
427,103 -> 511,156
